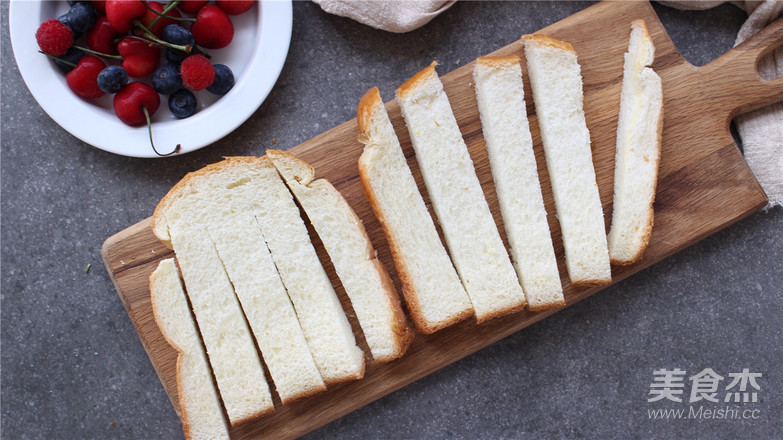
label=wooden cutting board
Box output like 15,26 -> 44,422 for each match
102,1 -> 783,438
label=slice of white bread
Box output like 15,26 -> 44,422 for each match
357,87 -> 473,334
395,62 -> 527,321
168,220 -> 274,425
267,149 -> 414,362
153,158 -> 326,409
150,258 -> 230,440
246,157 -> 365,384
473,56 -> 565,311
608,20 -> 663,265
208,209 -> 326,404
522,35 -> 612,287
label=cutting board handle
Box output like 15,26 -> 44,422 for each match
700,14 -> 783,119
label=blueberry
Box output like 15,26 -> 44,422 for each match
161,24 -> 195,47
151,63 -> 183,96
168,89 -> 197,118
165,48 -> 188,65
97,65 -> 128,94
54,47 -> 85,73
59,2 -> 97,34
206,64 -> 234,95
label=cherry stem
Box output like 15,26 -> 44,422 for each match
143,106 -> 180,157
72,44 -> 124,60
39,50 -> 77,67
144,0 -> 195,26
132,20 -> 192,53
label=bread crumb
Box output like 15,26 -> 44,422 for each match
585,319 -> 591,324
272,137 -> 278,145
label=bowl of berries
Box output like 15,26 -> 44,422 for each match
9,0 -> 292,158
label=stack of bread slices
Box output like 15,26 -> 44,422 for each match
149,20 -> 661,439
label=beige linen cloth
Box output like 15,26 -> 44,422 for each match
314,0 -> 782,208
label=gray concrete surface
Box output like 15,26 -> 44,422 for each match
2,1 -> 781,439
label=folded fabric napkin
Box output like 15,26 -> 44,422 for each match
313,0 -> 782,208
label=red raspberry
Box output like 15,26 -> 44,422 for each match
180,55 -> 215,91
36,19 -> 74,56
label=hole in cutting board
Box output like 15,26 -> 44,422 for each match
652,2 -> 745,67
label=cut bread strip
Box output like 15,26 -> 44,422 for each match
267,149 -> 414,362
153,158 -> 326,408
248,157 -> 365,384
608,20 -> 663,265
522,35 -> 612,287
150,259 -> 230,440
396,63 -> 527,322
168,220 -> 274,426
473,56 -> 565,311
357,87 -> 473,334
208,210 -> 326,404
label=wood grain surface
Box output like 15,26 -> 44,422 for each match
102,1 -> 783,438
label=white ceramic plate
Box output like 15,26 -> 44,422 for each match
9,0 -> 292,158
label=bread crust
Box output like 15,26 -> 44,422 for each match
395,61 -> 438,100
521,34 -> 575,54
357,90 -> 473,335
528,298 -> 566,312
475,55 -> 521,69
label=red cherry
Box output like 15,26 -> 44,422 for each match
105,0 -> 147,33
216,0 -> 254,15
177,0 -> 208,14
87,16 -> 123,56
191,5 -> 233,49
142,2 -> 182,37
117,37 -> 161,77
113,81 -> 160,126
66,55 -> 106,99
91,0 -> 107,14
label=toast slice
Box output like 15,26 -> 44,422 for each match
267,149 -> 414,362
150,259 -> 230,440
396,63 -> 527,321
246,157 -> 365,384
473,56 -> 565,311
522,35 -> 612,287
607,20 -> 664,265
153,158 -> 327,409
357,87 -> 473,334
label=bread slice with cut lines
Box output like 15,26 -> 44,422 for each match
608,19 -> 663,265
267,149 -> 414,362
150,258 -> 230,440
153,158 -> 326,410
208,208 -> 326,404
357,87 -> 473,334
395,62 -> 527,322
242,156 -> 365,384
473,56 -> 565,311
153,156 -> 364,388
522,34 -> 612,287
167,219 -> 274,426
